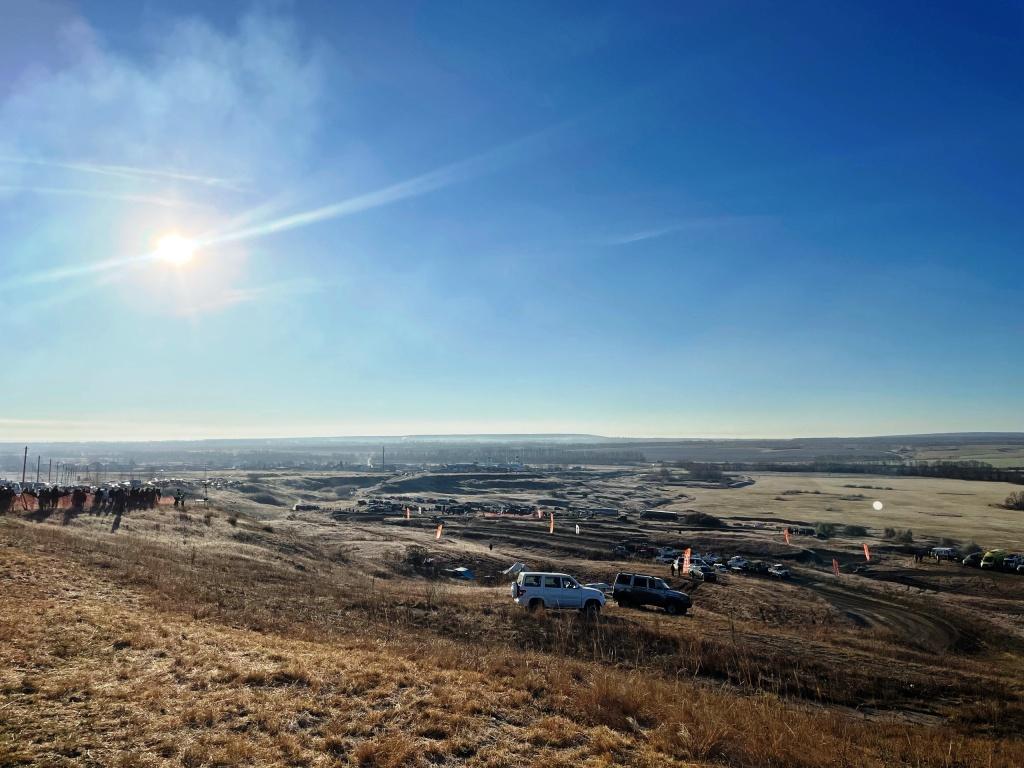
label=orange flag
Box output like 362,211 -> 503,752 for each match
682,547 -> 692,575
863,543 -> 871,561
435,523 -> 443,540
832,557 -> 840,577
783,528 -> 791,545
549,511 -> 555,534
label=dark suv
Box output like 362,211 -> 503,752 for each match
612,572 -> 692,615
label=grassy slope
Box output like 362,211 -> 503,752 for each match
2,501 -> 1024,767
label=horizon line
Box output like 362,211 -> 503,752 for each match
2,430 -> 1023,447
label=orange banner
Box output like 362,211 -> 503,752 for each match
682,547 -> 692,575
435,523 -> 443,540
832,557 -> 840,577
549,511 -> 554,534
783,527 -> 790,545
863,543 -> 871,561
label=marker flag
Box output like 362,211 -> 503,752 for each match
417,505 -> 422,515
863,543 -> 871,561
405,507 -> 410,520
682,547 -> 692,575
536,509 -> 542,519
435,523 -> 443,540
549,511 -> 555,534
832,557 -> 840,577
783,527 -> 791,545
575,523 -> 580,535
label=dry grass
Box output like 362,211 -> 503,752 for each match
2,496 -> 1024,766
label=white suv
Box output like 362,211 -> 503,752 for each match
511,572 -> 606,615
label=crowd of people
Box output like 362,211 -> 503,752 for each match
0,482 -> 166,515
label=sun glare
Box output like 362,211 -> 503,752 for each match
155,234 -> 196,266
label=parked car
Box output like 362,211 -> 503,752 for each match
511,572 -> 605,615
727,556 -> 750,572
585,582 -> 612,594
767,564 -> 791,579
930,547 -> 957,561
980,550 -> 1007,570
689,565 -> 717,583
612,572 -> 691,615
960,552 -> 982,568
654,553 -> 677,564
1003,554 -> 1024,573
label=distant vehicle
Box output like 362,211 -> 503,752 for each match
930,547 -> 957,561
654,553 -> 677,564
292,503 -> 321,511
980,550 -> 1007,570
511,572 -> 604,615
727,556 -> 750,572
689,565 -> 717,583
1003,554 -> 1024,573
748,560 -> 770,574
612,572 -> 691,615
713,563 -> 728,573
585,582 -> 612,594
767,564 -> 791,579
960,552 -> 982,568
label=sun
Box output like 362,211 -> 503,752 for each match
155,234 -> 196,266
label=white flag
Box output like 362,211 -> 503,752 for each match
575,524 -> 580,535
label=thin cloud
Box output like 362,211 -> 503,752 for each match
0,184 -> 200,208
204,125 -> 559,248
606,215 -> 775,246
2,127 -> 552,291
0,156 -> 246,191
173,276 -> 322,316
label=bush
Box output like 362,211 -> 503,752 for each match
883,527 -> 914,543
842,525 -> 868,537
1005,491 -> 1024,511
682,511 -> 724,528
814,522 -> 837,538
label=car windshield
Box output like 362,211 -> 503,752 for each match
652,579 -> 669,590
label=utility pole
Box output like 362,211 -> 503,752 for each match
36,456 -> 40,484
48,459 -> 52,483
21,447 -> 28,484
381,445 -> 385,472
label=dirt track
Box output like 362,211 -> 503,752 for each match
803,580 -> 963,654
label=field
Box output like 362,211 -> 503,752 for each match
3,466 -> 1024,767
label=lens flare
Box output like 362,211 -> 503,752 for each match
155,234 -> 196,266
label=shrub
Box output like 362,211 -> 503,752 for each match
1005,491 -> 1024,511
883,527 -> 914,543
814,522 -> 837,538
842,525 -> 867,537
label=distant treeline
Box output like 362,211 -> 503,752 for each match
674,459 -> 1024,485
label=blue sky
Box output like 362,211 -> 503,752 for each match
1,1 -> 1021,440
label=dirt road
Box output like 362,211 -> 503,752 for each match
803,579 -> 962,654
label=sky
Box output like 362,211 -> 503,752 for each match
1,0 -> 1022,441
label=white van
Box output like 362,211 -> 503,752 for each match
510,571 -> 605,615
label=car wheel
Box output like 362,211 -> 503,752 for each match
665,602 -> 679,616
583,600 -> 601,618
528,599 -> 544,613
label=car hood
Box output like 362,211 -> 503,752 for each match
666,589 -> 691,602
581,587 -> 606,602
